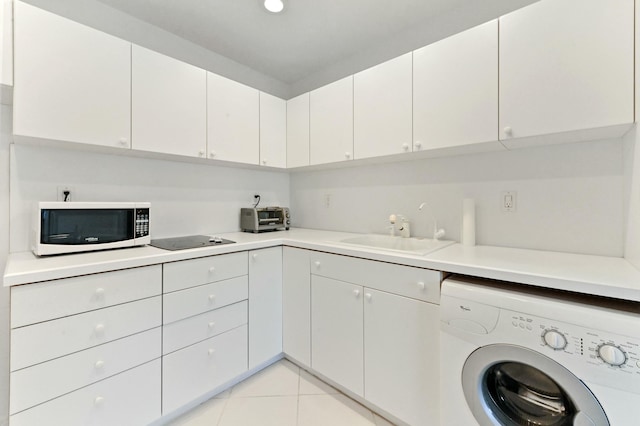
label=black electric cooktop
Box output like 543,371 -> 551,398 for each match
150,235 -> 236,251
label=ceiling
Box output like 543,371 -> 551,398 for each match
94,0 -> 536,87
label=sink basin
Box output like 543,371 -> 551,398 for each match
337,234 -> 454,255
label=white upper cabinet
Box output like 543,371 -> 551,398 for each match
286,93 -> 310,168
13,1 -> 131,148
1,0 -> 13,89
499,0 -> 634,147
413,20 -> 500,154
207,72 -> 259,164
310,76 -> 354,165
354,53 -> 412,159
259,92 -> 286,168
132,45 -> 206,158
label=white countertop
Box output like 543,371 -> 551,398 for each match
5,228 -> 640,302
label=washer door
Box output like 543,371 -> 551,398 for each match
462,345 -> 609,426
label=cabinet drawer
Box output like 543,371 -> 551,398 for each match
163,301 -> 247,354
11,328 -> 161,414
310,252 -> 441,303
11,265 -> 161,328
163,276 -> 248,324
163,324 -> 248,414
9,359 -> 161,426
11,296 -> 161,371
163,251 -> 248,293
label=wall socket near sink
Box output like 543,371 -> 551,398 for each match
56,186 -> 75,202
502,191 -> 517,212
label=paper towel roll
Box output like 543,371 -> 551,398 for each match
461,198 -> 476,246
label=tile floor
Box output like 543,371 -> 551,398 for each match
169,359 -> 396,426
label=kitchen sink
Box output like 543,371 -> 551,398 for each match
336,234 -> 454,255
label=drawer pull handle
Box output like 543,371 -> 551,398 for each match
208,321 -> 216,329
314,261 -> 320,268
252,253 -> 258,260
95,324 -> 105,334
208,348 -> 216,356
365,293 -> 372,301
353,289 -> 360,297
417,282 -> 426,290
94,396 -> 105,406
95,360 -> 105,369
208,294 -> 216,302
95,287 -> 105,297
209,267 -> 216,273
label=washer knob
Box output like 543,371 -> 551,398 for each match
598,344 -> 627,366
542,330 -> 567,350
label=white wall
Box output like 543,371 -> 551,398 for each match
291,139 -> 625,257
0,105 -> 11,426
9,145 -> 290,253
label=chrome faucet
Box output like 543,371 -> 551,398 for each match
388,214 -> 411,237
418,202 -> 445,240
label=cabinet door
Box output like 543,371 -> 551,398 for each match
364,289 -> 439,426
248,247 -> 283,369
207,72 -> 259,164
286,93 -> 310,168
132,45 -> 206,158
310,76 -> 353,165
13,2 -> 131,148
282,247 -> 310,366
499,0 -> 634,146
1,0 -> 12,88
259,92 -> 286,168
413,20 -> 500,154
354,53 -> 412,159
311,275 -> 363,396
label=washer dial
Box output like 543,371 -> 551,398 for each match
542,330 -> 567,350
597,344 -> 627,367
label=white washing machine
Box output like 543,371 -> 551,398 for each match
440,275 -> 640,426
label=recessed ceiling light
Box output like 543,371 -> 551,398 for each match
264,0 -> 284,13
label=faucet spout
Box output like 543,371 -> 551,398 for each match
417,202 -> 445,240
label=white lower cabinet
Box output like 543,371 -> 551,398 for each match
248,247 -> 283,369
364,289 -> 439,426
311,275 -> 364,396
309,252 -> 441,425
10,360 -> 161,426
162,325 -> 248,414
282,247 -> 311,366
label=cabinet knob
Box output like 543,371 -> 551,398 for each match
95,360 -> 105,370
503,126 -> 513,136
94,396 -> 105,406
414,141 -> 422,149
95,323 -> 105,334
209,266 -> 216,273
262,159 -> 267,165
208,348 -> 216,356
252,253 -> 258,260
345,152 -> 351,159
198,151 -> 205,157
208,294 -> 216,302
95,287 -> 105,297
353,289 -> 361,297
365,292 -> 372,301
417,281 -> 426,290
314,261 -> 320,268
209,151 -> 216,158
208,321 -> 216,329
118,138 -> 128,147
402,143 -> 409,151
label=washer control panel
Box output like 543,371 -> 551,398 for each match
501,309 -> 640,392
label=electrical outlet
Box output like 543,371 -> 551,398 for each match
502,191 -> 516,212
324,193 -> 332,208
57,186 -> 75,202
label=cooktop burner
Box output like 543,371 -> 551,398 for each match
150,235 -> 236,251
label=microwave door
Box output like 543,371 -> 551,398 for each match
42,209 -> 134,245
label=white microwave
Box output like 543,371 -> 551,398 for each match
32,202 -> 150,256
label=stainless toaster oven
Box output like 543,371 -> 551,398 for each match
241,207 -> 290,233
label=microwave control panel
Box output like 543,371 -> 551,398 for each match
135,208 -> 150,238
